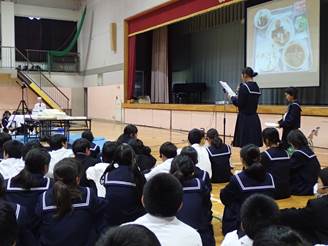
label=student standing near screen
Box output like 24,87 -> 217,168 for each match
230,67 -> 263,147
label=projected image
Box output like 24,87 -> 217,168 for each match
253,3 -> 312,74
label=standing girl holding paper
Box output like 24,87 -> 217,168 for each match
230,67 -> 263,147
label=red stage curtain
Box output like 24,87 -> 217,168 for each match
127,36 -> 136,99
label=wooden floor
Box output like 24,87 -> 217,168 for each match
91,120 -> 327,245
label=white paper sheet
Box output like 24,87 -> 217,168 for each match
219,81 -> 237,97
265,122 -> 279,128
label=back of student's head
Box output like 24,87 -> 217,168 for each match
96,224 -> 161,246
102,141 -> 117,163
123,124 -> 138,136
241,194 -> 279,239
49,134 -> 67,151
287,129 -> 308,149
285,87 -> 298,99
188,128 -> 204,145
3,140 -> 24,159
206,128 -> 223,148
0,202 -> 18,246
143,173 -> 183,217
81,130 -> 94,142
72,138 -> 90,155
262,128 -> 281,147
253,225 -> 311,246
170,155 -> 195,183
180,146 -> 198,165
53,158 -> 82,218
240,144 -> 266,182
21,140 -> 43,161
159,142 -> 177,159
0,132 -> 12,148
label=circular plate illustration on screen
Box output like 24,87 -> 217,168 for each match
254,9 -> 272,29
282,41 -> 308,70
255,44 -> 279,72
267,17 -> 294,47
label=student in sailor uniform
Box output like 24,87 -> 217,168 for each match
46,134 -> 73,178
220,144 -> 275,235
206,128 -> 233,183
230,67 -> 263,148
261,128 -> 291,199
82,130 -> 101,159
287,130 -> 321,195
0,140 -> 25,179
0,202 -> 18,246
102,143 -> 146,227
144,142 -> 177,181
278,87 -> 302,149
0,132 -> 12,161
170,155 -> 215,246
188,128 -> 212,178
35,158 -> 106,246
128,138 -> 156,173
117,124 -> 138,144
222,194 -> 280,246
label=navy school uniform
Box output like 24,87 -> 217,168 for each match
231,82 -> 263,147
261,147 -> 291,199
176,178 -> 215,246
90,142 -> 101,159
220,171 -> 275,235
74,153 -> 100,189
103,165 -> 145,227
35,187 -> 106,246
136,153 -> 156,173
289,147 -> 321,195
195,166 -> 212,192
206,144 -> 233,183
279,101 -> 302,149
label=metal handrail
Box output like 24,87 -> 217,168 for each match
25,49 -> 79,56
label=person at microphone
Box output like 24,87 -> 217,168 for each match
229,67 -> 263,147
32,97 -> 46,114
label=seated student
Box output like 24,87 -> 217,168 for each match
72,138 -> 100,188
278,87 -> 302,149
4,148 -> 51,225
21,140 -> 43,161
2,110 -> 11,133
206,128 -> 233,183
220,144 -> 275,235
82,130 -> 100,159
102,144 -> 146,227
86,141 -> 117,198
279,167 -> 328,245
128,138 -> 156,173
188,128 -> 212,178
253,225 -> 311,246
117,124 -> 138,144
144,142 -> 177,181
0,132 -> 11,160
222,194 -> 280,246
96,224 -> 161,246
0,202 -> 18,246
261,128 -> 291,199
129,173 -> 202,246
47,134 -> 73,178
0,140 -> 25,179
287,129 -> 321,195
35,158 -> 106,246
170,155 -> 215,246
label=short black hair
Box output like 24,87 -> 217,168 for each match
180,146 -> 198,165
102,141 -> 117,163
285,87 -> 298,99
143,173 -> 183,217
124,124 -> 138,135
170,155 -> 195,183
0,133 -> 12,148
262,128 -> 280,146
287,129 -> 308,149
49,134 -> 67,151
81,130 -> 94,142
188,128 -> 204,145
3,140 -> 24,159
0,202 -> 18,246
21,140 -> 43,161
96,224 -> 161,246
159,142 -> 177,159
241,194 -> 279,239
25,148 -> 51,174
319,167 -> 328,187
72,138 -> 91,155
253,225 -> 311,246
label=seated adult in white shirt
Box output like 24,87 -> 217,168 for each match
188,128 -> 212,178
86,141 -> 117,197
0,140 -> 25,179
47,134 -> 73,178
32,97 -> 46,114
222,194 -> 280,246
128,173 -> 202,246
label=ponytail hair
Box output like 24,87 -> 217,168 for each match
170,155 -> 195,183
206,128 -> 223,149
53,158 -> 81,218
240,144 -> 266,182
242,67 -> 258,78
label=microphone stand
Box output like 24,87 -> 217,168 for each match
223,88 -> 227,144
